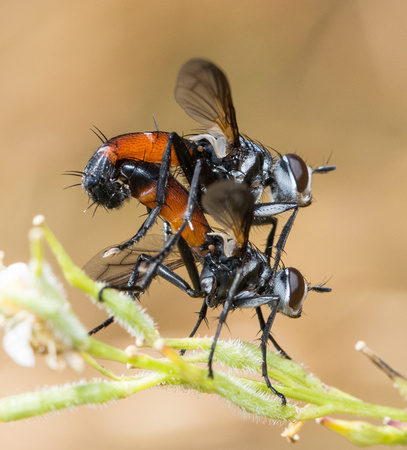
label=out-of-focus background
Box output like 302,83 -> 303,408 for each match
2,1 -> 407,448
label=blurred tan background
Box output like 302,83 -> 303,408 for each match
2,1 -> 407,448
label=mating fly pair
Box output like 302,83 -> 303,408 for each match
81,59 -> 335,259
78,59 -> 335,404
84,177 -> 330,404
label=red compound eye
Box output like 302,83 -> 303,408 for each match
285,154 -> 309,194
287,267 -> 306,313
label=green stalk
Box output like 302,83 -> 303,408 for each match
40,219 -> 156,341
1,218 -> 407,445
0,374 -> 169,422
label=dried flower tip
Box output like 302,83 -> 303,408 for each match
356,341 -> 405,381
32,215 -> 45,226
281,421 -> 303,442
125,345 -> 138,358
153,338 -> 165,351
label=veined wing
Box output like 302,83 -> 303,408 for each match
83,235 -> 186,287
175,59 -> 240,155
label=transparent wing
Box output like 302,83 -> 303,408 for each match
174,59 -> 240,153
83,235 -> 185,287
202,180 -> 254,250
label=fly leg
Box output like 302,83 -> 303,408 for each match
180,299 -> 208,356
170,133 -> 197,187
88,283 -> 143,335
270,206 -> 299,277
253,201 -> 299,261
207,270 -> 243,379
116,132 -> 193,252
263,216 -> 277,264
188,300 -> 208,338
257,217 -> 292,359
176,236 -> 202,294
255,307 -> 291,360
134,159 -> 203,292
176,236 -> 207,356
261,301 -> 287,405
89,316 -> 114,335
89,253 -> 198,335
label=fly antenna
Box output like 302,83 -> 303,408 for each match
307,277 -> 332,293
313,152 -> 336,174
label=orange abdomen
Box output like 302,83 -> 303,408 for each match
99,132 -> 193,165
121,161 -> 208,254
138,177 -> 208,252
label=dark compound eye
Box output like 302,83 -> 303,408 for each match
285,154 -> 309,194
287,267 -> 306,313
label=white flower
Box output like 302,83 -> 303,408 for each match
0,261 -> 85,372
3,316 -> 35,367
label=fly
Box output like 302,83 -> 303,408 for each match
79,59 -> 335,260
84,179 -> 331,405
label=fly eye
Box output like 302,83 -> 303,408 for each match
285,154 -> 309,194
287,267 -> 306,313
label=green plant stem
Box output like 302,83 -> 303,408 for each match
0,374 -> 170,422
41,223 -> 156,341
87,337 -> 407,423
2,220 -> 407,445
